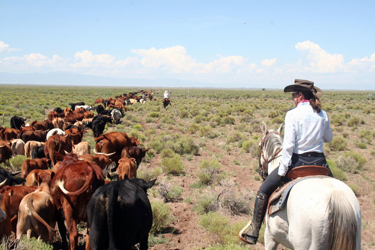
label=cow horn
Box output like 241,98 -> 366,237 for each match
93,149 -> 116,156
11,171 -> 21,176
0,179 -> 7,189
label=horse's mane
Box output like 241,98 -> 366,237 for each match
263,130 -> 283,158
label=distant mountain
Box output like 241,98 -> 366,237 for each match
0,72 -> 211,88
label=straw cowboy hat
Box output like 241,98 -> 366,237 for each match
284,79 -> 322,98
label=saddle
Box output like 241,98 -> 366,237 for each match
268,165 -> 331,215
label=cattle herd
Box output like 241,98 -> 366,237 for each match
0,90 -> 157,249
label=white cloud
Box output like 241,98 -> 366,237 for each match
0,41 -> 21,53
72,50 -> 115,68
295,41 -> 345,73
262,58 -> 276,66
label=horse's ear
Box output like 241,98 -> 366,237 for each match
277,123 -> 284,135
261,122 -> 267,135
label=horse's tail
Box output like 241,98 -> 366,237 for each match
328,190 -> 358,250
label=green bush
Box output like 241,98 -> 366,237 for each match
133,124 -> 143,131
0,235 -> 53,250
137,167 -> 162,182
9,155 -> 27,170
327,159 -> 347,181
161,154 -> 184,175
197,159 -> 226,186
227,132 -> 243,143
221,116 -> 235,125
329,136 -> 348,151
158,180 -> 183,202
271,117 -> 284,124
188,124 -> 200,134
150,200 -> 174,235
148,112 -> 160,118
347,116 -> 360,127
198,212 -> 244,245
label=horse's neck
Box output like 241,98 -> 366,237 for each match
267,146 -> 282,174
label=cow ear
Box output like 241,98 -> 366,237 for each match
146,179 -> 157,189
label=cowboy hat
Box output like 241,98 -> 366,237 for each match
284,79 -> 322,98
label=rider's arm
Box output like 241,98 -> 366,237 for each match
278,112 -> 295,176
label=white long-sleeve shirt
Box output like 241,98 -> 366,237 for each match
164,92 -> 169,99
278,101 -> 333,176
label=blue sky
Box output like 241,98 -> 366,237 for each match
1,0 -> 375,89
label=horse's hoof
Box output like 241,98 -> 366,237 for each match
240,234 -> 257,244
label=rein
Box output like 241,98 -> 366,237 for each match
258,132 -> 282,180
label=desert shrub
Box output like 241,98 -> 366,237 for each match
160,148 -> 175,158
161,116 -> 176,125
335,152 -> 365,174
0,235 -> 53,250
179,109 -> 189,118
133,124 -> 143,131
203,243 -> 251,250
331,114 -> 345,126
137,167 -> 162,182
227,132 -> 243,143
268,111 -> 280,118
188,123 -> 200,134
9,155 -> 27,170
198,212 -> 243,245
329,136 -> 348,151
359,129 -> 372,143
150,200 -> 174,234
150,138 -> 163,153
356,142 -> 367,149
197,159 -> 226,186
198,126 -> 214,138
327,159 -> 347,181
195,192 -> 220,214
161,154 -> 184,175
348,184 -> 360,196
221,116 -> 235,125
158,180 -> 183,202
347,116 -> 360,127
241,140 -> 259,157
129,129 -> 146,142
194,115 -> 205,124
148,112 -> 160,118
271,117 -> 284,124
239,114 -> 252,123
220,180 -> 251,215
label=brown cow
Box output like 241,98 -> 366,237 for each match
0,140 -> 12,163
44,134 -> 73,166
21,158 -> 50,178
0,186 -> 37,238
121,146 -> 149,169
94,132 -> 139,165
0,127 -> 20,141
94,98 -> 104,104
52,117 -> 65,129
79,153 -> 115,170
64,107 -> 73,117
64,127 -> 84,146
64,113 -> 84,123
19,130 -> 47,143
24,140 -> 44,158
42,119 -> 54,130
16,181 -> 56,243
50,156 -> 104,250
118,157 -> 137,179
25,169 -> 54,186
72,141 -> 91,156
10,138 -> 25,156
30,120 -> 46,131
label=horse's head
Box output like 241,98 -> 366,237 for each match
258,122 -> 284,180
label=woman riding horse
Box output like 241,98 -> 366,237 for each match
241,79 -> 334,244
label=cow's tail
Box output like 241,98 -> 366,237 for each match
107,183 -> 118,249
55,167 -> 94,196
26,195 -> 56,240
328,190 -> 358,250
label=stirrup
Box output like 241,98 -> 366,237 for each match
240,233 -> 258,244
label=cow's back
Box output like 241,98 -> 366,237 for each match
88,179 -> 152,249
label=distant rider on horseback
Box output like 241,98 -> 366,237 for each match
241,79 -> 334,244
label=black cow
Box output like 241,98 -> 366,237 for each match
69,102 -> 85,110
0,167 -> 25,188
95,105 -> 112,116
163,98 -> 171,108
87,178 -> 156,250
85,115 -> 113,138
10,116 -> 27,130
31,145 -> 46,159
54,107 -> 64,113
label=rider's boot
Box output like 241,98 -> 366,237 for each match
241,191 -> 269,244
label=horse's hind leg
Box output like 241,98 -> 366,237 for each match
264,228 -> 279,250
